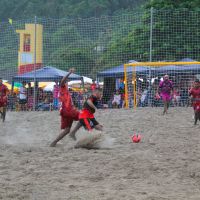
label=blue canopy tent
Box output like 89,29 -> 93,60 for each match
178,58 -> 200,73
153,58 -> 200,76
97,60 -> 150,104
97,60 -> 150,78
12,66 -> 84,110
12,66 -> 83,83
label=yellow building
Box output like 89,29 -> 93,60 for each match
16,24 -> 43,74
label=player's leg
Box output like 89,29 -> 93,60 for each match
50,127 -> 71,147
0,106 -> 3,119
194,108 -> 198,125
2,106 -> 6,122
91,118 -> 103,131
50,116 -> 73,147
198,111 -> 200,122
194,106 -> 200,125
69,121 -> 82,141
163,101 -> 167,115
94,124 -> 103,131
167,100 -> 170,110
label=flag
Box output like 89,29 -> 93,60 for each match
8,18 -> 12,25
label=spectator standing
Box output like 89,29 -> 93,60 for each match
53,82 -> 59,110
19,81 -> 27,111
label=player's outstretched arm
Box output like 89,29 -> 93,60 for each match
60,68 -> 75,86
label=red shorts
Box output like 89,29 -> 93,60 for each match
61,116 -> 74,129
193,102 -> 200,112
79,109 -> 94,119
0,97 -> 7,107
78,109 -> 98,131
79,118 -> 99,131
60,110 -> 79,129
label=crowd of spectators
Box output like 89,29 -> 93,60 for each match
105,75 -> 197,109
135,75 -> 196,107
7,80 -> 100,111
6,75 -> 197,111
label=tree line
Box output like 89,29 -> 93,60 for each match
0,0 -> 200,78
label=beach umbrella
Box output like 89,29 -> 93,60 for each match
68,76 -> 93,86
14,82 -> 22,88
3,82 -> 19,93
25,82 -> 50,88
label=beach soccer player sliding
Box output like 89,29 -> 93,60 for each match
189,79 -> 200,125
158,74 -> 173,115
69,89 -> 103,141
50,68 -> 80,147
0,78 -> 9,122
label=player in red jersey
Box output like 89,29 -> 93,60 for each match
50,69 -> 80,147
189,79 -> 200,125
0,78 -> 9,122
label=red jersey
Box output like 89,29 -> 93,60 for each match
0,84 -> 9,106
189,87 -> 200,110
159,80 -> 173,95
79,95 -> 98,119
59,84 -> 72,109
59,84 -> 79,119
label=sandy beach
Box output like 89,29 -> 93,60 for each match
0,108 -> 200,200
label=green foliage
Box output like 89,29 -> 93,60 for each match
145,0 -> 200,10
103,0 -> 200,65
1,0 -> 200,79
0,0 -> 146,20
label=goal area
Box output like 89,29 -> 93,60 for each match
124,61 -> 200,108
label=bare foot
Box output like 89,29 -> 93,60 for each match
50,142 -> 57,147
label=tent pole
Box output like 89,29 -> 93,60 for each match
148,7 -> 153,106
132,67 -> 137,108
81,77 -> 85,90
124,64 -> 129,108
11,81 -> 14,93
33,16 -> 37,111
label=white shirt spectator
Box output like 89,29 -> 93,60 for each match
112,94 -> 121,105
141,90 -> 148,103
19,86 -> 27,100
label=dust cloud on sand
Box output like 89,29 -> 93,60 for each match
1,108 -> 200,200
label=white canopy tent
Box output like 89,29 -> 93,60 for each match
43,76 -> 93,91
68,76 -> 93,86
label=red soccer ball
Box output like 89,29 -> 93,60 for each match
131,134 -> 141,143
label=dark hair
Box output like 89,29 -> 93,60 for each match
194,79 -> 200,83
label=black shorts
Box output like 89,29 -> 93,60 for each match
79,118 -> 99,131
19,99 -> 27,104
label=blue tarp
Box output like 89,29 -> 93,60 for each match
12,66 -> 83,82
97,60 -> 149,78
98,58 -> 200,78
178,58 -> 200,71
154,58 -> 200,75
